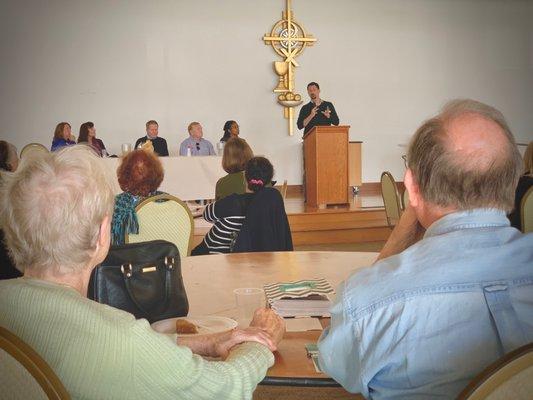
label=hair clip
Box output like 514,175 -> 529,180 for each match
249,179 -> 264,186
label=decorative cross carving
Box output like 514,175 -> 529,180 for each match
263,0 -> 317,135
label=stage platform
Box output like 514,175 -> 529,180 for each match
284,190 -> 390,246
192,189 -> 391,248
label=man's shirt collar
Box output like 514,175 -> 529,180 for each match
425,208 -> 509,239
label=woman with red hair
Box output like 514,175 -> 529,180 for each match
111,149 -> 165,244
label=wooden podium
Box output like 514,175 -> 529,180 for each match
304,125 -> 350,208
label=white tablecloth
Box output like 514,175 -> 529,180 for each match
103,156 -> 225,200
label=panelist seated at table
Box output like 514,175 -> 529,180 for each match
0,145 -> 285,400
77,121 -> 108,157
220,120 -> 240,143
51,121 -> 76,151
134,119 -> 169,157
215,137 -> 253,201
110,149 -> 167,245
179,122 -> 216,156
318,99 -> 533,399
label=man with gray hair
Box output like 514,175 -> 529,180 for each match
318,99 -> 533,399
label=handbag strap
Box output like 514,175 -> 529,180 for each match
121,256 -> 176,316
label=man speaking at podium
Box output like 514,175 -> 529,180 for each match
297,82 -> 340,136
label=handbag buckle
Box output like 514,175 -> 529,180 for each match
164,256 -> 174,270
121,263 -> 133,278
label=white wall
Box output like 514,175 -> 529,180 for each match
1,0 -> 532,183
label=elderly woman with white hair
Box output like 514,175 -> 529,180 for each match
0,145 -> 284,399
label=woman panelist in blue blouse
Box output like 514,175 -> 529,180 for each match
51,122 -> 76,151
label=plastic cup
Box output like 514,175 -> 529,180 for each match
217,141 -> 225,155
233,288 -> 264,326
121,143 -> 132,155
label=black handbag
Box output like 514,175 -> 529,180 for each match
88,240 -> 189,323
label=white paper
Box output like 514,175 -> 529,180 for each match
285,317 -> 323,332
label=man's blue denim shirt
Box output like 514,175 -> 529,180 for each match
318,209 -> 533,399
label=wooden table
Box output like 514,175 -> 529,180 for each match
181,251 -> 377,391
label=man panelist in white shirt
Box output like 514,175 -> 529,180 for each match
179,122 -> 216,156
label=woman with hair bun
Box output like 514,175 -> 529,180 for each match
192,156 -> 292,255
233,157 -> 293,253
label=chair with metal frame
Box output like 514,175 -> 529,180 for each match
457,342 -> 533,400
20,143 -> 49,159
126,193 -> 194,257
380,171 -> 402,228
520,186 -> 533,233
0,326 -> 70,400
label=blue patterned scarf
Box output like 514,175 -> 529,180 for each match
111,191 -> 164,245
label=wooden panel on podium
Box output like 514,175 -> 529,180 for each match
348,141 -> 362,188
304,125 -> 350,208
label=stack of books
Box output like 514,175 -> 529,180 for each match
263,278 -> 335,318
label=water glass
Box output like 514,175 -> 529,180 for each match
233,288 -> 264,326
121,143 -> 132,155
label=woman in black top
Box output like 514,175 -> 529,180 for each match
220,120 -> 240,143
192,156 -> 292,255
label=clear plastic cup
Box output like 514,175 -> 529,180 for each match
121,143 -> 132,155
217,141 -> 225,156
233,288 -> 264,326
